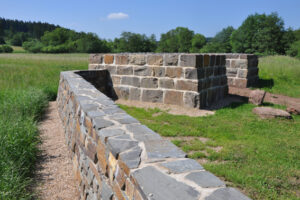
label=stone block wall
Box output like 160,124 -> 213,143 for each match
89,53 -> 259,108
225,54 -> 259,88
56,70 -> 251,200
89,53 -> 228,108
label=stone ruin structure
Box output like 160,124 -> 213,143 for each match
89,53 -> 258,108
57,53 -> 257,200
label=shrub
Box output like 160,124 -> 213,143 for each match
0,37 -> 5,44
22,40 -> 44,53
287,40 -> 300,58
41,44 -> 68,53
0,45 -> 13,53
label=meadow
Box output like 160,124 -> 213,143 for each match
0,53 -> 88,199
0,53 -> 299,199
258,56 -> 300,98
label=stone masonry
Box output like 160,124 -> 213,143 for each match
225,54 -> 259,88
56,70 -> 251,200
89,53 -> 259,109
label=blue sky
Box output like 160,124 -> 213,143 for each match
1,0 -> 299,40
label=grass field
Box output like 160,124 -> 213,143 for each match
0,53 -> 88,99
0,53 -> 88,199
0,53 -> 299,199
258,56 -> 300,98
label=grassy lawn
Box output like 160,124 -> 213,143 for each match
0,53 -> 88,199
258,56 -> 300,98
120,103 -> 300,200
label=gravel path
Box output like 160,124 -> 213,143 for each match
35,101 -> 78,200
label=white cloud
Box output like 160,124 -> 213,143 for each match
107,12 -> 129,20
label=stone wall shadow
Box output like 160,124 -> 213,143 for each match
257,78 -> 274,89
76,70 -> 118,100
205,95 -> 248,111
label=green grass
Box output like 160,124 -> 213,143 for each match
0,53 -> 88,100
0,89 -> 47,199
0,53 -> 299,199
0,53 -> 88,199
258,56 -> 300,98
12,46 -> 27,53
120,103 -> 300,200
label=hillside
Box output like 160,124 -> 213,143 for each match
0,18 -> 59,45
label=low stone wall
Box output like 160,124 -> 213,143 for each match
57,70 -> 251,200
89,53 -> 227,108
89,53 -> 258,108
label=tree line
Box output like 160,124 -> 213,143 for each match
0,17 -> 58,46
0,13 -> 299,57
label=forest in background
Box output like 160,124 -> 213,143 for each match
0,13 -> 300,57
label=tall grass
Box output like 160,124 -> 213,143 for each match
0,53 -> 88,100
258,56 -> 300,98
0,53 -> 88,199
0,89 -> 47,199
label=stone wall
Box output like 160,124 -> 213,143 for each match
89,53 -> 259,108
225,54 -> 259,88
56,70 -> 251,200
89,53 -> 227,108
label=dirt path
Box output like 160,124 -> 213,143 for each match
116,95 -> 245,117
116,99 -> 215,117
35,101 -> 78,200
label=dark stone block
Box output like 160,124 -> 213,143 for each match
129,87 -> 141,101
141,77 -> 158,88
132,166 -> 200,200
121,76 -> 140,87
205,188 -> 251,200
125,124 -> 161,142
89,54 -> 103,64
164,54 -> 179,66
160,159 -> 203,173
107,136 -> 139,157
134,66 -> 153,76
119,146 -> 142,169
141,89 -> 163,103
185,171 -> 225,188
93,117 -> 114,130
97,128 -> 125,143
144,139 -> 186,159
111,113 -> 139,124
